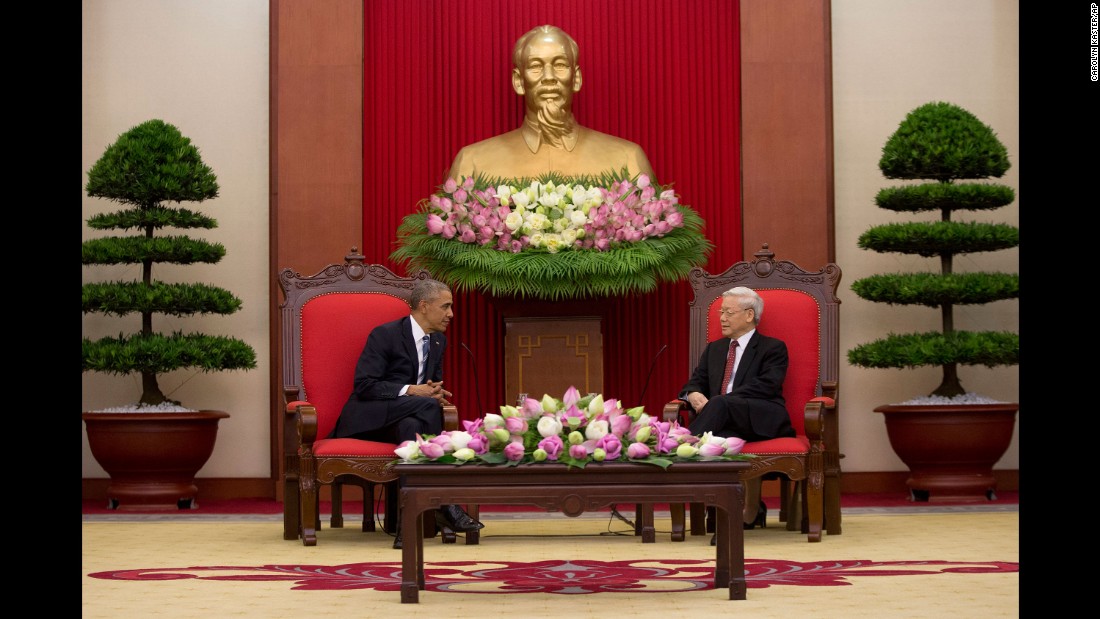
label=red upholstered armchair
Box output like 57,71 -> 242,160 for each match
662,244 -> 843,542
278,249 -> 459,546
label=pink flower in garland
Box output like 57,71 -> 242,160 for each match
538,435 -> 564,460
503,441 -> 526,462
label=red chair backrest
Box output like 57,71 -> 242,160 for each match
704,290 -> 821,436
279,254 -> 427,441
299,292 -> 412,440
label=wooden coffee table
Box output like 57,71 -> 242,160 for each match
395,461 -> 749,603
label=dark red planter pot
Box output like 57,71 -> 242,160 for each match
82,410 -> 230,511
874,403 -> 1019,502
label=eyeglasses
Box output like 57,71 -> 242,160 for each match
718,308 -> 751,317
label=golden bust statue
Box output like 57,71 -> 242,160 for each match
447,25 -> 655,181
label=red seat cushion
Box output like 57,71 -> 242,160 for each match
741,435 -> 810,455
313,437 -> 399,457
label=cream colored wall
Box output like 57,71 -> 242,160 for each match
81,0 -> 271,478
82,1 -> 1019,483
832,0 -> 1020,472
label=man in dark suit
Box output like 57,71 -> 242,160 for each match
331,278 -> 483,548
678,286 -> 794,532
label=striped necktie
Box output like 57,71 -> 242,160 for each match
419,335 -> 430,382
721,340 -> 738,393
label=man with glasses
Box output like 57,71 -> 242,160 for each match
677,286 -> 794,533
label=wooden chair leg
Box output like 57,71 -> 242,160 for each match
330,480 -> 344,528
362,482 -> 376,532
670,502 -> 686,542
786,480 -> 803,532
778,477 -> 790,523
437,521 -> 457,543
805,471 -> 824,542
299,476 -> 319,547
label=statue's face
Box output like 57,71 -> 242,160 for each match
517,33 -> 577,114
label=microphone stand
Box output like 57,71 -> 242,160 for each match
637,343 -> 669,404
460,342 -> 485,416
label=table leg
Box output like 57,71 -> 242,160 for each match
400,491 -> 423,603
713,503 -> 730,589
727,483 -> 747,600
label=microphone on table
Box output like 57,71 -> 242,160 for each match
637,344 -> 669,405
460,342 -> 486,416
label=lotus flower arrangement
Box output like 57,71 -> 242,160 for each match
390,170 -> 712,300
393,386 -> 751,469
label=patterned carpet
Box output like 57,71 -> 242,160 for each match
82,504 -> 1019,618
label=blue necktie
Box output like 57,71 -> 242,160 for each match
420,335 -> 430,382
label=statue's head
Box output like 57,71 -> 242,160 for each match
511,25 -> 582,125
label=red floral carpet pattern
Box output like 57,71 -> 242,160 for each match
89,558 -> 1018,594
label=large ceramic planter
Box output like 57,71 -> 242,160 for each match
82,410 -> 230,510
874,403 -> 1019,502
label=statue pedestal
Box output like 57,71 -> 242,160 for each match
489,296 -> 606,401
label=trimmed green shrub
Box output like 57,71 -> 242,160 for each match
847,102 -> 1019,398
82,119 -> 257,406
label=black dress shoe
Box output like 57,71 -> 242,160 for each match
392,532 -> 402,549
744,501 -> 767,530
441,504 -> 484,532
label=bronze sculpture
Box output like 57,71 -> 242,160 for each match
447,25 -> 655,181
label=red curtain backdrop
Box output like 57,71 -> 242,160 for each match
361,0 -> 741,420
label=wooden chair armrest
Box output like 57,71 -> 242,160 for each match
663,399 -> 692,425
442,403 -> 459,431
290,403 -> 319,445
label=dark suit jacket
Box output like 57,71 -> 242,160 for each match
332,316 -> 446,437
678,330 -> 790,438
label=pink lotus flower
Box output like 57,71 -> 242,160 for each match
723,436 -> 746,455
503,441 -> 526,461
426,214 -> 445,234
538,435 -> 564,460
626,442 -> 651,459
466,434 -> 489,455
418,440 -> 444,460
562,386 -> 582,409
560,404 -> 588,430
505,416 -> 529,435
521,397 -> 543,418
597,434 -> 623,460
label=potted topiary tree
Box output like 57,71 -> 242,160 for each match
847,101 -> 1019,502
82,119 -> 257,510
